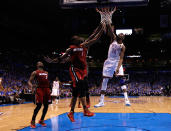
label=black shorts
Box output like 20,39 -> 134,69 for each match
72,80 -> 86,98
84,77 -> 89,92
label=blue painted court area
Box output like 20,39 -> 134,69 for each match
19,113 -> 171,131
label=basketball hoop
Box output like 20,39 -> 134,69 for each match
96,7 -> 116,24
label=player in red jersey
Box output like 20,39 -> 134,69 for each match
28,61 -> 51,128
45,22 -> 105,122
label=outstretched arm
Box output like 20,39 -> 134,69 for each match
44,48 -> 72,63
80,7 -> 116,48
58,48 -> 72,62
96,7 -> 117,42
85,22 -> 104,43
106,23 -> 116,42
80,22 -> 105,48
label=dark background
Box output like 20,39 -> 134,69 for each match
1,0 -> 171,62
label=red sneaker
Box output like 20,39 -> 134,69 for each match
39,120 -> 47,127
86,104 -> 90,108
67,112 -> 75,122
86,100 -> 90,108
78,104 -> 82,108
30,120 -> 36,128
84,109 -> 94,117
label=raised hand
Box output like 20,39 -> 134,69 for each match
97,6 -> 117,24
110,6 -> 117,14
44,56 -> 53,63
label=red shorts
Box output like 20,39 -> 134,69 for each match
69,66 -> 87,87
35,88 -> 51,104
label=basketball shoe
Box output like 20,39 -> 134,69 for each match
30,120 -> 36,128
94,100 -> 104,108
84,109 -> 94,117
67,112 -> 75,122
39,120 -> 47,126
125,100 -> 131,106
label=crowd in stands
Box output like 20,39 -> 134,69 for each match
0,61 -> 171,105
88,70 -> 171,96
89,78 -> 164,96
87,58 -> 171,68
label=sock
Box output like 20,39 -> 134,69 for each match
100,94 -> 105,102
100,78 -> 109,103
101,78 -> 109,90
123,92 -> 129,102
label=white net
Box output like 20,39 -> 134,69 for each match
100,12 -> 113,24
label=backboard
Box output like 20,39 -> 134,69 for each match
59,0 -> 149,8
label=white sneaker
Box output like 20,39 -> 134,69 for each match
94,101 -> 104,108
125,100 -> 131,106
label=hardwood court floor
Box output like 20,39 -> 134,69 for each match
0,96 -> 171,131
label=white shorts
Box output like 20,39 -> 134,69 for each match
103,59 -> 124,78
51,89 -> 59,96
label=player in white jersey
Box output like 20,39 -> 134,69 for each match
94,7 -> 131,108
51,77 -> 60,104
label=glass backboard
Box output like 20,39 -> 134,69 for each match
60,0 -> 149,8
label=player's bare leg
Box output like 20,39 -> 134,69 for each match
78,99 -> 82,108
86,92 -> 90,108
85,77 -> 90,108
30,103 -> 42,128
94,77 -> 109,108
52,96 -> 56,104
55,96 -> 59,104
79,97 -> 94,117
118,75 -> 131,106
121,85 -> 131,106
39,103 -> 49,126
67,96 -> 77,122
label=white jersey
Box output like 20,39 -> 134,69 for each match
51,81 -> 60,96
103,40 -> 124,77
107,40 -> 123,61
53,81 -> 59,89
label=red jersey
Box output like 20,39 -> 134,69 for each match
35,70 -> 49,88
70,45 -> 88,69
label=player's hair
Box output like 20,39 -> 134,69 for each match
70,35 -> 85,45
37,61 -> 44,68
116,33 -> 125,41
